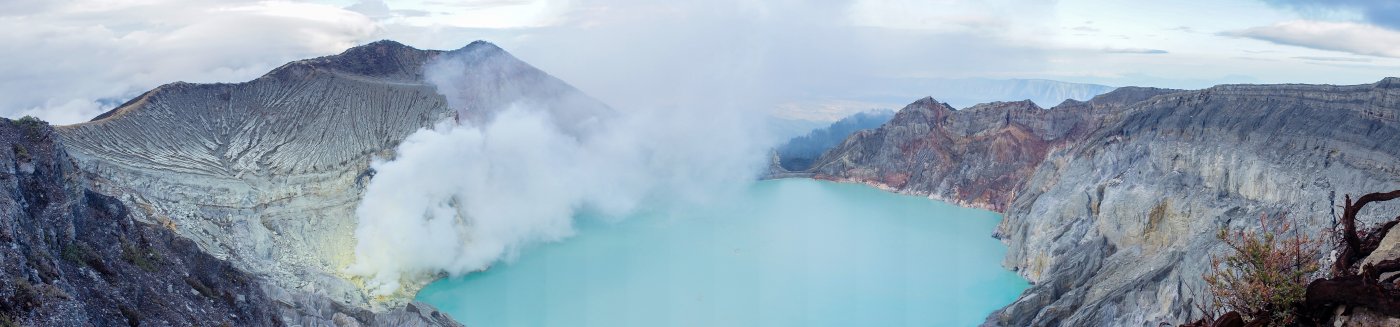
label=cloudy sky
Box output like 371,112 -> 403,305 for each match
3,0 -> 1399,123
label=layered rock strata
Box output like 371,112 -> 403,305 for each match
1,118 -> 459,326
52,39 -> 601,322
804,79 -> 1400,325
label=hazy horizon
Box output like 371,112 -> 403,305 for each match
5,0 -> 1399,123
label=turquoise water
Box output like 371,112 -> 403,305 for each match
416,179 -> 1028,327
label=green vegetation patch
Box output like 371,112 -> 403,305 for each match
61,243 -> 92,265
120,243 -> 161,272
13,116 -> 47,140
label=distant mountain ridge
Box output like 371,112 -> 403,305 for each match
771,79 -> 1113,168
897,78 -> 1116,109
775,110 -> 895,171
772,78 -> 1114,122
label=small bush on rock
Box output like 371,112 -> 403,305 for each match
13,116 -> 47,140
1202,213 -> 1322,325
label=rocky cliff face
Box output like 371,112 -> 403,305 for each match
808,87 -> 1180,211
46,39 -> 592,323
57,40 -> 450,314
0,118 -> 459,326
808,79 -> 1400,325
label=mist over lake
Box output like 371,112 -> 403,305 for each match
417,178 -> 1028,327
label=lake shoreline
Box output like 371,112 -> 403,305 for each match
416,178 -> 1027,326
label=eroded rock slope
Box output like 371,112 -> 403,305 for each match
807,79 -> 1400,326
808,87 -> 1179,211
1,118 -> 460,326
54,39 -> 601,319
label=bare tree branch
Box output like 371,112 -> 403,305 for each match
1335,190 -> 1400,276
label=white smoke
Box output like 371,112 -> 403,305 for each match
346,46 -> 770,296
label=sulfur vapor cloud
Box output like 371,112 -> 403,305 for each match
346,43 -> 770,296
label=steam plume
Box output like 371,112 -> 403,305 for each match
347,43 -> 769,296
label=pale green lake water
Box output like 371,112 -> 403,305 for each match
416,178 -> 1028,326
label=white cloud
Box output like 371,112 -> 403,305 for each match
0,0 -> 378,123
1225,20 -> 1400,58
342,0 -> 568,29
1261,0 -> 1399,29
1103,47 -> 1169,54
1294,56 -> 1371,62
382,0 -> 1057,113
845,0 -> 1056,42
8,0 -> 1399,125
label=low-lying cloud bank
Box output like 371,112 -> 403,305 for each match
346,47 -> 770,296
1225,20 -> 1400,58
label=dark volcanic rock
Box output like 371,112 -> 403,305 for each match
1,118 -> 461,326
1,118 -> 279,326
809,79 -> 1400,325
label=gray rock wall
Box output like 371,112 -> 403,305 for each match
806,87 -> 1180,212
0,118 -> 460,326
58,41 -> 454,312
50,39 -> 598,322
811,79 -> 1400,326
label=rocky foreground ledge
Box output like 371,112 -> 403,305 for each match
792,78 -> 1400,325
0,117 -> 460,326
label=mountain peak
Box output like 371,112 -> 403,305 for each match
337,39 -> 419,59
1376,77 -> 1400,89
892,96 -> 956,123
461,40 -> 502,51
263,39 -> 444,82
361,39 -> 411,48
442,40 -> 513,63
908,96 -> 950,109
260,39 -> 515,82
963,100 -> 1043,112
